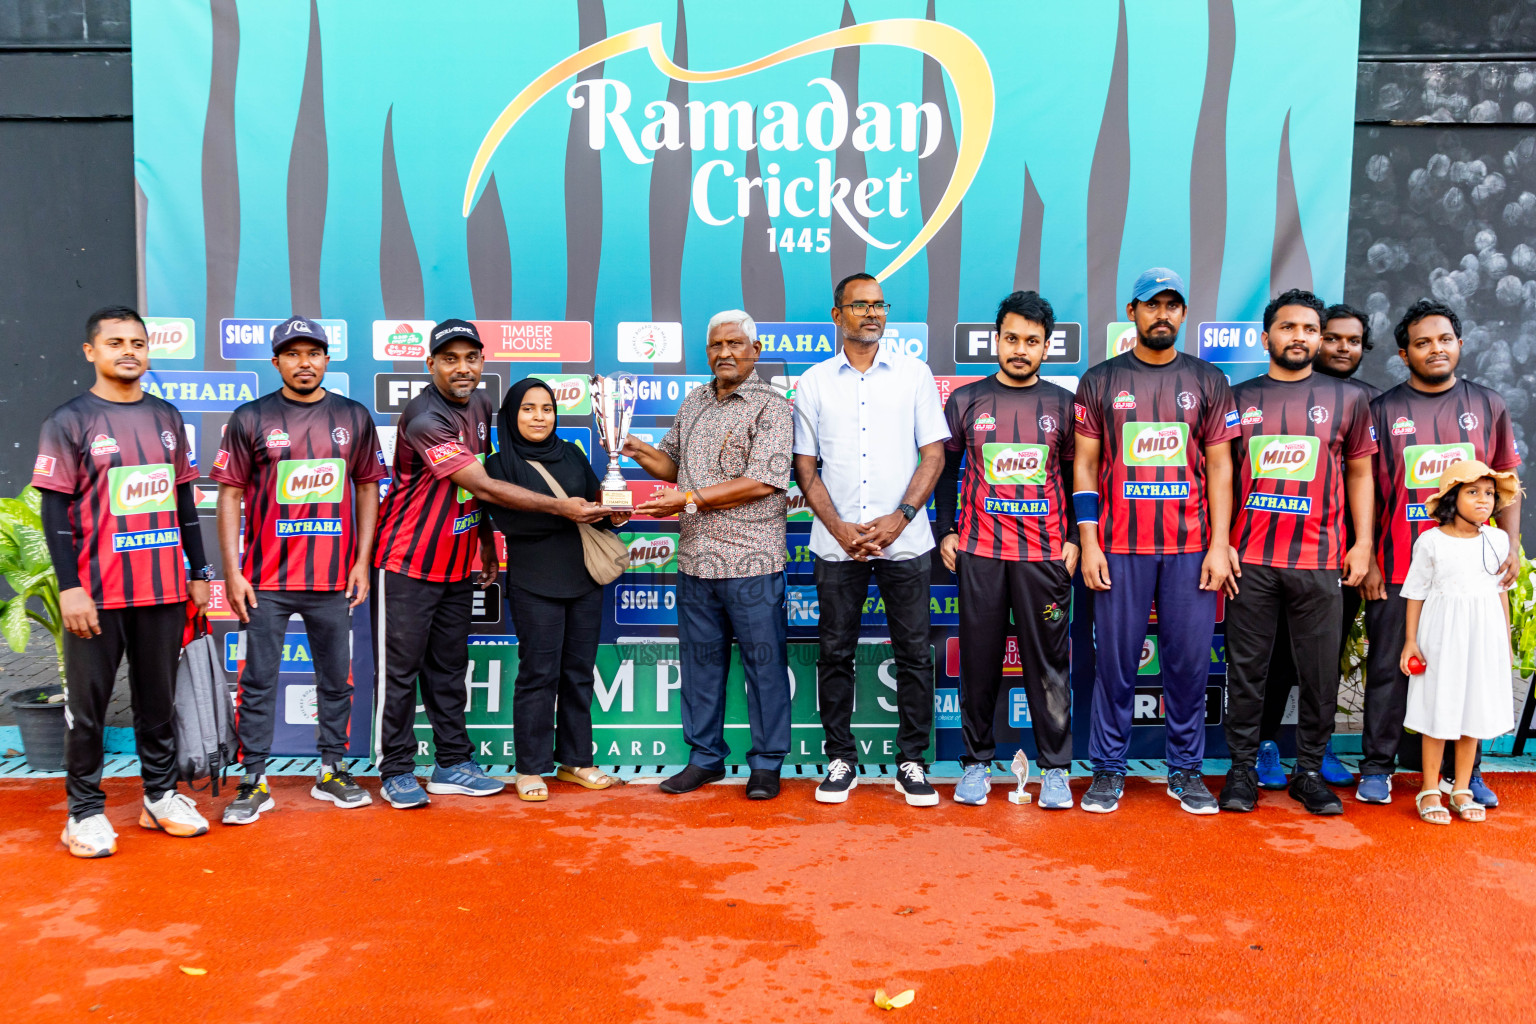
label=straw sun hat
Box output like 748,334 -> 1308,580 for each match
1421,458 -> 1523,518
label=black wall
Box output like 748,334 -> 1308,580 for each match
0,1 -> 132,491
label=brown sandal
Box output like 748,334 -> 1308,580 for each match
556,765 -> 616,790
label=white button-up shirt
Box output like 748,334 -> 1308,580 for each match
792,346 -> 950,560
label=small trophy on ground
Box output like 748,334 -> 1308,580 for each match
1007,749 -> 1032,805
590,373 -> 637,509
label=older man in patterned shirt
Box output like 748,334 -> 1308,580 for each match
622,310 -> 795,800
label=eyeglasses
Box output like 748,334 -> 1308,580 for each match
838,301 -> 891,316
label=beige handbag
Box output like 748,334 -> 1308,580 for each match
524,459 -> 631,585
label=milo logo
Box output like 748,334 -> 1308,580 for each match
1121,422 -> 1189,466
1250,435 -> 1320,481
982,443 -> 1049,486
1404,443 -> 1474,489
107,464 -> 175,516
532,373 -> 591,415
622,533 -> 678,571
786,482 -> 815,521
456,453 -> 488,503
276,458 -> 346,504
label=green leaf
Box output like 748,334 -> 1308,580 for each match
0,597 -> 29,653
0,496 -> 42,534
14,524 -> 50,575
19,486 -> 42,517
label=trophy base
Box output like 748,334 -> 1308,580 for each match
600,489 -> 634,510
1007,791 -> 1033,805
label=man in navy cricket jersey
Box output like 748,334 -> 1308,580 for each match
213,316 -> 387,824
1073,268 -> 1239,815
1255,303 -> 1377,790
372,319 -> 610,809
1356,299 -> 1521,807
1218,290 -> 1375,816
936,290 -> 1078,809
34,306 -> 214,858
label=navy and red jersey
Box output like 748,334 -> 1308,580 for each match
1371,378 -> 1520,584
374,384 -> 494,582
32,391 -> 198,609
941,376 -> 1075,560
1073,351 -> 1239,554
1229,374 -> 1376,570
211,391 -> 386,592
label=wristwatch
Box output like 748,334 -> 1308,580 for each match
683,490 -> 698,515
897,504 -> 918,522
190,564 -> 216,583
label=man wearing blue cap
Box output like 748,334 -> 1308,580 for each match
213,316 -> 388,824
1072,269 -> 1239,814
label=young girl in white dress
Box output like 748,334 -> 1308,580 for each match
1399,459 -> 1522,824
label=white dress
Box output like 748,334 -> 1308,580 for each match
1401,526 -> 1515,740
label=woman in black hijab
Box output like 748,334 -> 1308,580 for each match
486,377 -> 628,800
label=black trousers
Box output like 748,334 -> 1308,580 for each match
62,602 -> 185,818
506,584 -> 601,775
1260,585 -> 1364,741
1224,565 -> 1341,772
236,588 -> 354,776
955,552 -> 1073,769
813,553 -> 933,765
1362,583 -> 1482,777
373,569 -> 475,778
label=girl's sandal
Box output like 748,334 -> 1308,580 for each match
1450,789 -> 1486,822
515,774 -> 549,802
1416,789 -> 1451,825
556,765 -> 617,790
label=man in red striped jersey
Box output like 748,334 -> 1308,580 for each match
936,290 -> 1078,809
371,320 -> 609,809
1073,268 -> 1240,815
34,306 -> 213,858
1355,299 -> 1521,807
212,317 -> 387,824
1217,290 -> 1375,816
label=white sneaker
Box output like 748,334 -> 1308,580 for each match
139,791 -> 209,838
62,813 -> 118,858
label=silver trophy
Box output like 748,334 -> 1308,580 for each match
591,373 -> 637,509
1008,749 -> 1033,805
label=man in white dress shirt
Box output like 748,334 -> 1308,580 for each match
792,273 -> 950,806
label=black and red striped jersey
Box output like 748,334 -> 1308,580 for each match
374,384 -> 493,582
1073,351 -> 1239,554
211,391 -> 386,591
941,376 -> 1075,560
1230,374 -> 1376,570
1371,378 -> 1520,584
32,391 -> 198,609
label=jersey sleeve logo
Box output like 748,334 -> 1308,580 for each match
1249,435 -> 1321,481
982,443 -> 1050,485
213,448 -> 231,470
33,454 -> 55,477
1223,409 -> 1240,428
426,440 -> 468,466
1073,403 -> 1087,423
1404,443 -> 1474,489
276,458 -> 347,504
1121,422 -> 1189,465
107,464 -> 176,516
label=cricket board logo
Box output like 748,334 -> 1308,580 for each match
1405,443 -> 1474,489
1308,405 -> 1330,425
1240,406 -> 1263,425
276,458 -> 346,504
1250,435 -> 1321,482
1390,416 -> 1415,436
983,443 -> 1049,486
331,427 -> 351,446
1459,411 -> 1479,430
625,534 -> 678,570
90,433 -> 120,457
160,430 -> 178,452
266,429 -> 292,449
107,464 -> 176,516
972,413 -> 996,432
1176,391 -> 1198,411
1121,422 -> 1190,466
1112,391 -> 1136,410
1038,413 -> 1058,434
617,322 -> 682,363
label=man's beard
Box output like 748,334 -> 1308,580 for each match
1415,365 -> 1454,386
998,360 -> 1038,383
1271,345 -> 1312,372
1138,329 -> 1178,351
286,379 -> 323,395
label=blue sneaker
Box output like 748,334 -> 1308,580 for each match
952,763 -> 990,806
426,761 -> 506,797
381,774 -> 430,809
1440,771 -> 1499,808
1355,773 -> 1392,804
1255,741 -> 1288,789
1319,740 -> 1355,786
1039,767 -> 1074,809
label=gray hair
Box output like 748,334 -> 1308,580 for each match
706,309 -> 756,342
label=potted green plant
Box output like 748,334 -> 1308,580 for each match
0,487 -> 68,770
1503,546 -> 1536,753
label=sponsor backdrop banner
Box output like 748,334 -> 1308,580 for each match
132,1 -> 1359,765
